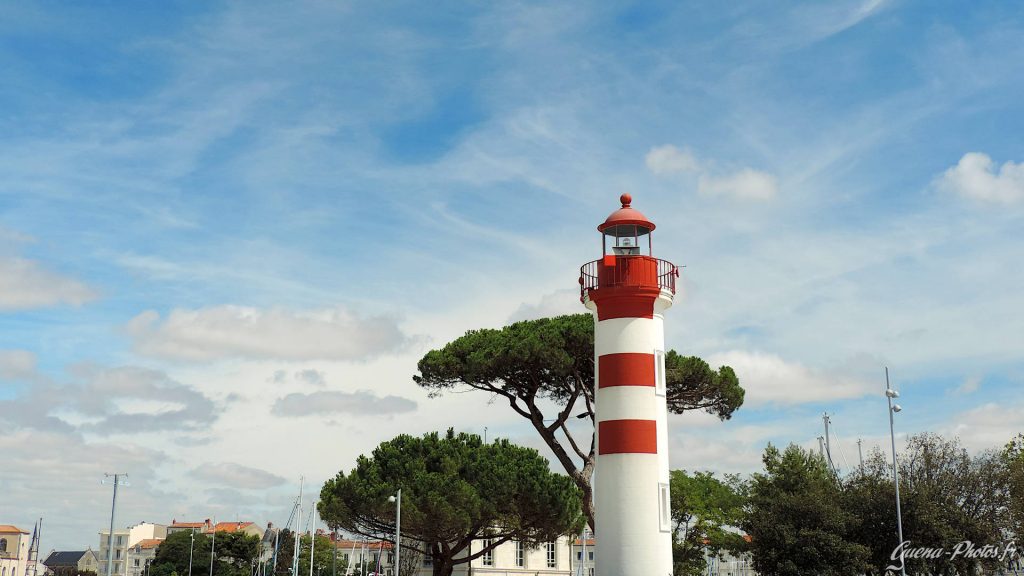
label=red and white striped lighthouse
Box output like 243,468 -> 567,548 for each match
580,193 -> 677,576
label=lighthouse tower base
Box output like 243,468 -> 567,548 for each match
586,290 -> 674,576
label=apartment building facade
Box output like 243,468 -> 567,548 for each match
335,534 -> 578,576
97,524 -> 167,576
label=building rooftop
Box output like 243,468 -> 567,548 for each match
208,522 -> 257,534
0,525 -> 29,534
135,539 -> 164,550
44,551 -> 88,567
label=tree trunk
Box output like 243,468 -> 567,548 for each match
579,476 -> 596,533
430,559 -> 453,576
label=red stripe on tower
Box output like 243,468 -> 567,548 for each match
598,419 -> 658,454
598,353 -> 655,388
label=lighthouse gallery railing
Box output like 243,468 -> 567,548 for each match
579,256 -> 678,301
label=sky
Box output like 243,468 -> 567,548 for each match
2,0 -> 1023,552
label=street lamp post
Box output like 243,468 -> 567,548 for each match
188,529 -> 195,576
103,473 -> 127,576
886,367 -> 906,576
388,490 -> 401,576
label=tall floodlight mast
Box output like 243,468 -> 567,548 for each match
579,193 -> 678,576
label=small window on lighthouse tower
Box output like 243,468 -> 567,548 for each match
654,350 -> 666,396
658,482 -> 671,532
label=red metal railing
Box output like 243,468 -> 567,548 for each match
579,256 -> 678,301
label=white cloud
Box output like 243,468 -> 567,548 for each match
126,305 -> 411,362
706,350 -> 874,406
271,390 -> 417,417
954,375 -> 981,395
945,401 -> 1024,452
0,364 -> 218,435
645,144 -> 699,175
190,462 -> 287,490
0,427 -> 179,552
936,152 -> 1024,204
508,289 -> 581,323
0,350 -> 35,379
0,257 -> 97,310
698,168 -> 778,201
644,145 -> 778,201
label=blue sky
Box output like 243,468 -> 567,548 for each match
2,0 -> 1023,551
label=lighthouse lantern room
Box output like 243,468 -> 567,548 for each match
580,193 -> 678,576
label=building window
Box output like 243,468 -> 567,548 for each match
423,554 -> 432,567
134,560 -> 140,567
0,538 -> 6,552
481,540 -> 493,566
116,550 -> 122,560
659,482 -> 671,532
514,541 -> 524,567
654,350 -> 666,396
546,542 -> 557,568
589,551 -> 594,561
117,536 -> 124,546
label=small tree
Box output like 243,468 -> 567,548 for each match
414,313 -> 743,529
318,429 -> 583,576
896,433 -> 1006,575
742,444 -> 868,576
670,470 -> 747,576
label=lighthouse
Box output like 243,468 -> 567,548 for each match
580,193 -> 677,576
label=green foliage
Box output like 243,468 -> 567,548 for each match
743,444 -> 869,576
670,470 -> 747,576
840,451 -> 900,575
1007,434 -> 1024,541
150,530 -> 261,576
413,313 -> 744,529
272,529 -> 294,576
895,434 -> 1006,575
414,314 -> 743,420
664,352 -> 744,419
318,429 -> 582,576
299,533 -> 340,576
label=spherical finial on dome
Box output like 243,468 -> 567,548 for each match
620,193 -> 632,207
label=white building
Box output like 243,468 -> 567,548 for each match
98,523 -> 167,576
335,534 -> 579,576
0,525 -> 30,576
704,547 -> 756,576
